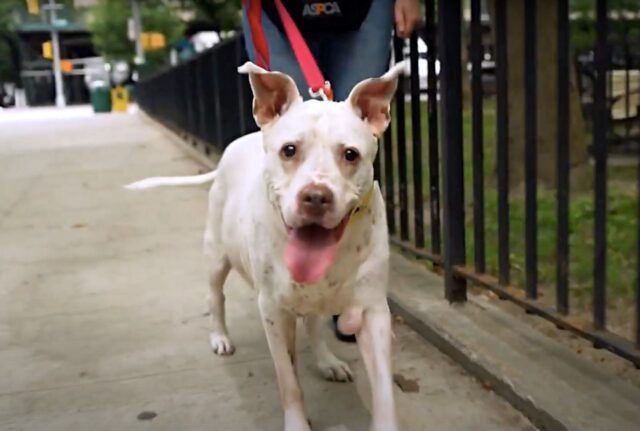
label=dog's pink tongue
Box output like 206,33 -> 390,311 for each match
285,225 -> 338,284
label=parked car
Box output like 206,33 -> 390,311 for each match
394,36 -> 496,96
467,54 -> 496,96
393,36 -> 440,94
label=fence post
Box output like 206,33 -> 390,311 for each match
236,37 -> 247,135
409,33 -> 425,249
593,0 -> 609,331
524,0 -> 538,300
495,0 -> 510,287
470,0 -> 485,273
556,0 -> 570,315
438,0 -> 466,302
393,37 -> 409,242
425,0 -> 441,258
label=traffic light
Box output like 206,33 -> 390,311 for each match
26,0 -> 40,15
42,40 -> 52,59
141,32 -> 166,51
61,60 -> 73,73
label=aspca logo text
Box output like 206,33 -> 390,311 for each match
302,2 -> 342,17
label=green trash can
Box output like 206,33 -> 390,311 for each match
89,81 -> 111,113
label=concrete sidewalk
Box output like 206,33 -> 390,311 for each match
0,107 -> 535,431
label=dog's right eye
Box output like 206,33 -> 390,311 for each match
281,144 -> 297,159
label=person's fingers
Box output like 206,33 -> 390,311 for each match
410,14 -> 418,32
395,4 -> 407,38
404,4 -> 421,36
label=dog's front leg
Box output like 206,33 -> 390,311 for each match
258,291 -> 310,431
304,315 -> 353,382
357,302 -> 397,431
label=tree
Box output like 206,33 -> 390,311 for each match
571,0 -> 640,52
88,0 -> 184,69
0,0 -> 25,83
181,0 -> 242,31
488,0 -> 590,190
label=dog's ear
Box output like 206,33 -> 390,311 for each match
238,62 -> 302,128
346,62 -> 405,136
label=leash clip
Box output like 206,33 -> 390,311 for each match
309,81 -> 333,101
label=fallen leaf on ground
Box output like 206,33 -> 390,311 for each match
137,411 -> 157,421
393,373 -> 419,393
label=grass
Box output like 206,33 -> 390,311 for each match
385,97 -> 637,335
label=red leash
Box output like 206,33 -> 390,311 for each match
273,0 -> 333,100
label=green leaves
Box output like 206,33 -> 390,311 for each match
88,0 -> 184,67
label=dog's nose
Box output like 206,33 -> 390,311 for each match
298,184 -> 334,217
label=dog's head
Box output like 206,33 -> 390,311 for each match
239,62 -> 402,284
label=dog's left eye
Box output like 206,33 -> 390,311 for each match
344,148 -> 360,162
281,144 -> 297,159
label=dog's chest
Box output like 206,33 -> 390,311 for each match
274,278 -> 354,316
270,243 -> 366,316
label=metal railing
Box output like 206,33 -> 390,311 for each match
137,0 -> 640,368
137,36 -> 257,152
379,0 -> 640,367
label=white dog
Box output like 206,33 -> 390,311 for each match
126,61 -> 404,431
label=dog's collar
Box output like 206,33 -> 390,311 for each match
348,185 -> 374,226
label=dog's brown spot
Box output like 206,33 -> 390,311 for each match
72,223 -> 86,229
265,318 -> 275,326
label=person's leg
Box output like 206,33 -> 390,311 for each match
322,0 -> 395,342
323,0 -> 395,101
241,6 -> 317,99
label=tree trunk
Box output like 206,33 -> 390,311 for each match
489,0 -> 590,190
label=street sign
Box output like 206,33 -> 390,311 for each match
127,18 -> 136,41
52,18 -> 69,28
73,0 -> 99,6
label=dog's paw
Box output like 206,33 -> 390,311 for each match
317,354 -> 353,382
209,332 -> 235,356
284,410 -> 312,431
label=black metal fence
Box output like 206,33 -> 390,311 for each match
137,36 -> 257,152
138,0 -> 640,367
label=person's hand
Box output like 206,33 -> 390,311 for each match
394,0 -> 422,38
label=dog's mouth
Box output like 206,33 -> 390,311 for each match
284,215 -> 350,284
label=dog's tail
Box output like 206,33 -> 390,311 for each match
124,170 -> 217,190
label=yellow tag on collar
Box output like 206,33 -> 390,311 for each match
348,185 -> 374,226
